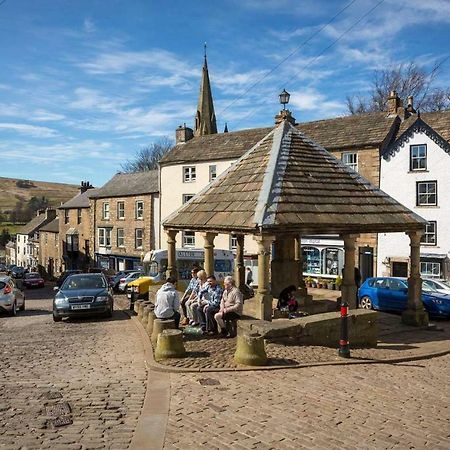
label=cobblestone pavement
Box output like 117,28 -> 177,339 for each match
165,353 -> 450,449
0,286 -> 147,450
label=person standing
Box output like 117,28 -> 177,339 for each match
214,276 -> 243,338
245,267 -> 253,286
154,277 -> 181,328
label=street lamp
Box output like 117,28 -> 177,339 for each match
279,89 -> 290,110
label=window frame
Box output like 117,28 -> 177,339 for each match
416,180 -> 437,206
341,152 -> 358,171
230,235 -> 237,251
410,144 -> 427,171
421,221 -> 437,246
182,231 -> 195,248
64,209 -> 69,224
182,194 -> 194,204
117,201 -> 125,220
135,228 -> 143,249
102,202 -> 110,220
183,166 -> 196,183
77,208 -> 82,225
135,200 -> 144,220
98,228 -> 111,247
420,261 -> 441,279
117,228 -> 125,248
209,164 -> 217,182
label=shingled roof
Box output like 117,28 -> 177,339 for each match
160,112 -> 399,165
40,217 -> 59,233
59,188 -> 99,209
18,211 -> 56,235
163,120 -> 426,235
90,171 -> 159,199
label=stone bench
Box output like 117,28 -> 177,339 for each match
138,301 -> 152,321
155,329 -> 186,359
150,319 -> 176,347
133,299 -> 144,315
141,304 -> 154,329
146,310 -> 157,336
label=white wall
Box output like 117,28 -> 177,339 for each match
378,131 -> 450,276
16,234 -> 29,267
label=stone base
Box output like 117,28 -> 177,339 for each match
234,333 -> 267,366
402,308 -> 429,327
155,329 -> 186,359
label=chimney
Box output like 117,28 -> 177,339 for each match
274,109 -> 296,125
406,95 -> 416,115
45,208 -> 56,220
175,123 -> 194,144
80,181 -> 94,193
387,90 -> 402,116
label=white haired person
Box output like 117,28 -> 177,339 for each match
214,276 -> 243,338
186,269 -> 209,326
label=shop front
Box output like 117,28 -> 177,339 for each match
301,236 -> 344,279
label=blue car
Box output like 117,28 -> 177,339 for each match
358,277 -> 450,319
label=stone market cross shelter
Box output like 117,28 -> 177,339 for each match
163,114 -> 429,327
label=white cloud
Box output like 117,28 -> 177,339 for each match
0,123 -> 58,138
83,18 -> 96,33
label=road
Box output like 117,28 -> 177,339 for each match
0,285 -> 147,450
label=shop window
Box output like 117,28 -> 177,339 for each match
322,248 -> 343,275
303,246 -> 321,274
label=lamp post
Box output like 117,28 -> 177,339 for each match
279,89 -> 290,110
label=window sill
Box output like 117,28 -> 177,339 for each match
408,170 -> 429,173
415,205 -> 439,208
183,180 -> 196,183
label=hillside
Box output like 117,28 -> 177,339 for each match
0,177 -> 79,214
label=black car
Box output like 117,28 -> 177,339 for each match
11,266 -> 27,279
56,270 -> 82,287
53,273 -> 114,322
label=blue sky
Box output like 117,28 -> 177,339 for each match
1,0 -> 449,186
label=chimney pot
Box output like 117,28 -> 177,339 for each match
176,124 -> 194,144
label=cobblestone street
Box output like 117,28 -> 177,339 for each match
166,354 -> 450,449
0,286 -> 147,450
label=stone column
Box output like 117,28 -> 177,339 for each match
234,234 -> 245,291
255,235 -> 275,321
402,231 -> 429,326
271,235 -> 297,298
341,234 -> 358,309
295,235 -> 311,304
166,230 -> 178,279
202,232 -> 217,277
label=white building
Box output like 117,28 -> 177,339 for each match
378,113 -> 450,280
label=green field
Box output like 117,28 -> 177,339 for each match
0,222 -> 25,235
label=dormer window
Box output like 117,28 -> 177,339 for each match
410,144 -> 427,171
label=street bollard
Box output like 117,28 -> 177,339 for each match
338,301 -> 351,358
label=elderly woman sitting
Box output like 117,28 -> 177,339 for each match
214,276 -> 243,338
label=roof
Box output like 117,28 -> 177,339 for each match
90,171 -> 159,199
40,217 -> 59,233
18,211 -> 56,235
163,120 -> 427,235
59,188 -> 99,209
160,112 -> 398,165
396,110 -> 450,142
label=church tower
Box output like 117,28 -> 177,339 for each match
194,46 -> 218,136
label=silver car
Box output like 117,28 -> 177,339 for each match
0,276 -> 25,315
118,271 -> 141,293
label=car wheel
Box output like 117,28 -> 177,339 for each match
9,302 -> 17,316
359,296 -> 373,309
53,312 -> 62,322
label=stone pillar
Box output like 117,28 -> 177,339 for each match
295,235 -> 311,304
234,234 -> 245,291
271,235 -> 297,298
402,231 -> 429,326
202,232 -> 217,277
255,235 -> 275,321
166,230 -> 178,279
341,234 -> 358,309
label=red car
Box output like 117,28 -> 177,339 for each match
23,272 -> 45,289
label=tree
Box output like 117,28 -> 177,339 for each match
121,137 -> 174,173
346,61 -> 450,115
27,196 -> 50,214
0,229 -> 11,249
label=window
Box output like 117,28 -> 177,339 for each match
183,231 -> 195,248
182,194 -> 194,204
209,165 -> 217,181
421,221 -> 437,245
183,166 -> 196,182
117,228 -> 125,247
420,261 -> 441,279
102,202 -> 110,220
117,201 -> 125,220
416,181 -> 437,206
64,210 -> 69,224
77,208 -> 82,225
135,201 -> 144,219
410,144 -> 427,171
135,228 -> 143,249
230,235 -> 237,251
342,152 -> 358,171
98,228 -> 111,247
66,234 -> 79,252
302,246 -> 321,274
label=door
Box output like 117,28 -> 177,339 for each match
392,262 -> 408,277
359,247 -> 373,282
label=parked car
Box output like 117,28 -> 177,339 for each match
358,277 -> 450,318
0,275 -> 25,315
0,263 -> 6,272
52,273 -> 114,322
118,271 -> 142,293
56,270 -> 83,287
423,278 -> 450,295
111,270 -> 136,293
23,272 -> 45,289
11,266 -> 27,279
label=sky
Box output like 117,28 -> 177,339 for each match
1,0 -> 450,186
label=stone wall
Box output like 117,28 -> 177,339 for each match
39,231 -> 61,278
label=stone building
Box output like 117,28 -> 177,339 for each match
38,217 -> 60,278
5,241 -> 16,266
58,181 -> 97,273
89,171 -> 159,271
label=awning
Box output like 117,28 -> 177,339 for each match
66,228 -> 79,235
421,253 -> 448,259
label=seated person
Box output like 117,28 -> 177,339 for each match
154,277 -> 180,328
193,275 -> 223,334
185,270 -> 209,326
277,285 -> 299,312
214,276 -> 243,338
180,268 -> 199,326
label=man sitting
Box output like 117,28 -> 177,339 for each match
193,275 -> 223,334
214,276 -> 243,338
154,277 -> 180,328
180,268 -> 199,326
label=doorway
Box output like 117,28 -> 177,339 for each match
358,246 -> 373,282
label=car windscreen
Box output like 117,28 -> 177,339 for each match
62,275 -> 107,290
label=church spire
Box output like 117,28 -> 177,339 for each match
194,44 -> 217,136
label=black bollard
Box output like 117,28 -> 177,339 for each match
338,301 -> 351,358
129,290 -> 135,311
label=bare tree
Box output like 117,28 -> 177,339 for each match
347,60 -> 450,114
121,137 -> 174,173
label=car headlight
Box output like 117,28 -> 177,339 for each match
54,297 -> 68,306
96,296 -> 109,302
